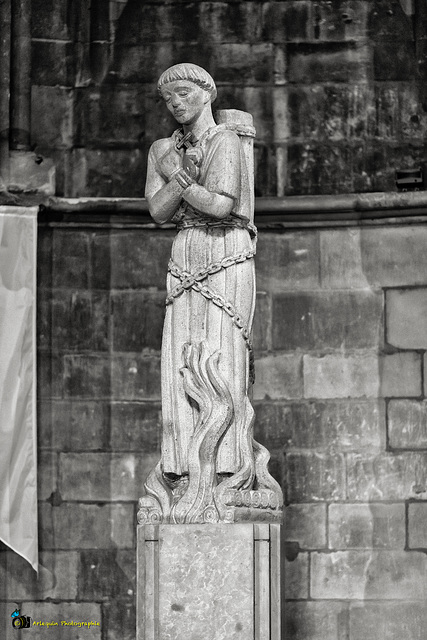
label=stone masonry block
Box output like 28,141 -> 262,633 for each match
198,2 -> 263,44
60,452 -> 159,501
51,503 -> 134,550
262,2 -> 313,43
43,400 -> 110,451
76,148 -> 146,198
350,602 -> 427,640
408,502 -> 427,549
102,601 -> 136,640
320,229 -> 373,289
0,551 -> 78,600
111,356 -> 161,401
253,354 -> 303,400
31,0 -> 70,40
284,601 -> 349,640
31,86 -> 74,148
256,231 -> 319,293
303,354 -> 380,399
52,230 -> 90,289
37,451 -> 57,501
3,603 -> 102,640
373,40 -> 416,81
285,504 -> 327,549
328,503 -> 405,550
93,230 -> 173,290
37,352 -> 63,399
111,291 -> 165,352
354,226 -> 427,288
52,290 -> 109,352
379,352 -> 422,397
311,550 -> 427,600
314,1 -> 369,42
272,290 -> 383,351
286,452 -> 346,502
388,400 -> 427,450
64,355 -> 111,398
31,41 -> 75,87
287,84 -> 374,142
254,400 -> 385,453
252,292 -> 271,353
110,402 -> 161,452
78,550 -> 135,601
285,552 -> 309,599
347,452 -> 427,501
386,288 -> 427,348
211,43 -> 274,84
287,42 -> 372,84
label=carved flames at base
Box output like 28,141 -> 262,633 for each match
137,341 -> 283,525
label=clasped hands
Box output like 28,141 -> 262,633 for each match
158,144 -> 203,187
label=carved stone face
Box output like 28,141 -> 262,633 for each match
160,80 -> 211,125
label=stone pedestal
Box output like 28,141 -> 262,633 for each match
137,523 -> 281,640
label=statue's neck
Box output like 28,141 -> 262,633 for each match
183,109 -> 216,142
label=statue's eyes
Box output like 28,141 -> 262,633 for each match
178,92 -> 189,97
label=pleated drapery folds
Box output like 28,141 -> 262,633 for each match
0,206 -> 38,571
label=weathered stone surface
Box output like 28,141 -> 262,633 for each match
253,354 -> 303,400
31,86 -> 74,148
78,550 -> 135,601
50,503 -> 134,550
38,400 -> 111,451
157,525 -> 254,638
52,230 -> 90,289
285,504 -> 327,549
379,352 -> 422,397
286,453 -> 346,502
303,354 -> 380,399
322,227 -> 427,288
261,1 -> 312,43
285,552 -> 309,599
388,400 -> 427,450
63,355 -> 111,398
287,42 -> 372,84
285,601 -> 349,640
272,290 -> 383,351
254,400 -> 385,452
328,503 -> 405,549
102,601 -> 136,640
407,502 -> 427,549
0,551 -> 78,600
314,0 -> 369,42
311,550 -> 427,599
92,231 -> 173,291
252,292 -> 271,353
256,231 -> 319,292
52,290 -> 109,352
349,602 -> 427,640
37,451 -> 57,501
111,291 -> 165,352
347,452 -> 427,501
60,452 -> 159,501
31,41 -> 75,86
110,402 -> 161,452
386,288 -> 427,348
111,356 -> 161,400
373,40 -> 416,81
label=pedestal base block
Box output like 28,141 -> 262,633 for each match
137,523 -> 281,640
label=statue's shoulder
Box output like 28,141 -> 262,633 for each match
149,136 -> 175,158
204,125 -> 240,149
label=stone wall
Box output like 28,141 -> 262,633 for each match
2,216 -> 426,639
30,0 -> 427,197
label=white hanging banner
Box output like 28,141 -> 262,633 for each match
0,206 -> 38,571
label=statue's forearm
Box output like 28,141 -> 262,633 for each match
183,184 -> 234,219
147,179 -> 185,224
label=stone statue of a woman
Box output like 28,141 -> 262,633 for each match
140,63 -> 282,524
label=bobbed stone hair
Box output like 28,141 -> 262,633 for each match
157,63 -> 217,102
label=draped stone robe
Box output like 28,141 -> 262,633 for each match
146,124 -> 256,476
